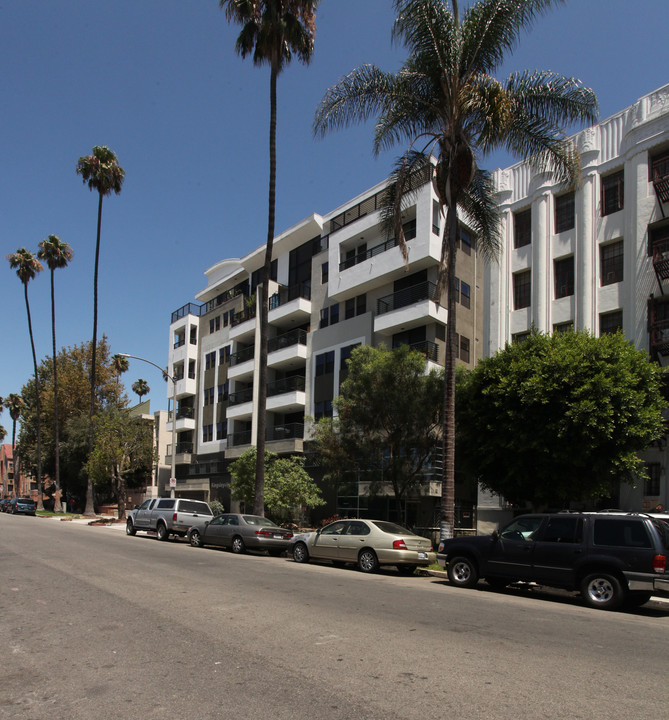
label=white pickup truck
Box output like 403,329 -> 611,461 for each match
126,497 -> 213,541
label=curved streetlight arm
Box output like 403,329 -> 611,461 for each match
118,352 -> 177,498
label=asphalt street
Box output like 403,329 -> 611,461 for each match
1,514 -> 667,720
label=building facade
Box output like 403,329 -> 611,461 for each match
485,82 -> 669,520
166,168 -> 483,526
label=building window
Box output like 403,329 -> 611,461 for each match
600,240 -> 623,286
433,200 -> 441,234
345,298 -> 355,320
554,192 -> 575,233
554,257 -> 574,299
216,421 -> 227,441
203,387 -> 214,406
514,209 -> 531,248
329,303 -> 339,325
512,331 -> 530,344
645,463 -> 661,497
459,336 -> 470,363
356,294 -> 366,315
553,321 -> 573,334
600,310 -> 622,336
322,262 -> 329,284
205,351 -> 216,370
315,351 -> 335,377
460,281 -> 471,309
601,170 -> 624,216
209,315 -> 221,334
650,148 -> 669,182
314,400 -> 333,420
513,270 -> 531,310
459,227 -> 472,255
320,307 -> 329,329
202,425 -> 213,443
218,381 -> 229,403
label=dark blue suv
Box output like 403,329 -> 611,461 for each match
8,497 -> 36,516
437,512 -> 669,610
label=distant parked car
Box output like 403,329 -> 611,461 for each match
126,497 -> 213,540
290,519 -> 435,573
187,513 -> 293,555
0,498 -> 12,512
8,497 -> 36,516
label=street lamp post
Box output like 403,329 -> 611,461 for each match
118,353 -> 177,499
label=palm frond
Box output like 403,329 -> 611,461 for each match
459,168 -> 502,263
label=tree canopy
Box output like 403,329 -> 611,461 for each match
311,344 -> 443,523
455,330 -> 665,508
229,447 -> 324,522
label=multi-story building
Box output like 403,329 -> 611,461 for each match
485,82 -> 669,521
166,167 -> 483,526
0,444 -> 16,497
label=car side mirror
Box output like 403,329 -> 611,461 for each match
491,530 -> 500,541
204,521 -> 210,527
316,527 -> 322,535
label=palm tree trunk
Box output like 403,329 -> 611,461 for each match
24,284 -> 43,510
49,269 -> 62,513
254,62 -> 278,517
85,191 -> 104,517
440,193 -> 459,541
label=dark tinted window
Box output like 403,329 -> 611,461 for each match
157,499 -> 175,509
346,521 -> 370,536
593,519 -> 651,548
178,500 -> 212,515
372,521 -> 411,534
541,517 -> 582,543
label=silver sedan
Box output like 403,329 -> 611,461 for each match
290,519 -> 435,573
187,513 -> 293,556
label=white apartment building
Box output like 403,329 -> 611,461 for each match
485,82 -> 669,517
166,166 -> 483,527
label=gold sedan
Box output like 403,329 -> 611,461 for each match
290,519 -> 435,573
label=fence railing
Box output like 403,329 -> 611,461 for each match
377,281 -> 439,315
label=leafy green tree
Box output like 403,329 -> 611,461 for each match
229,447 -> 324,521
311,344 -> 443,524
87,408 -> 155,520
314,0 -> 598,539
7,248 -> 45,508
37,234 -> 74,511
456,330 -> 665,508
131,378 -> 150,405
220,0 -> 318,516
76,145 -> 125,516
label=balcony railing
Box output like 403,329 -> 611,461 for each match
266,423 -> 304,441
166,442 -> 194,456
174,338 -> 185,349
169,407 -> 195,421
228,387 -> 254,406
171,302 -> 203,323
231,305 -> 257,327
268,328 -> 307,353
377,281 -> 439,315
267,375 -> 305,397
269,283 -> 311,310
229,430 -> 252,447
408,340 -> 439,363
339,221 -> 417,272
230,345 -> 255,365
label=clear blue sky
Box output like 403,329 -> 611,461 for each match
2,0 -> 668,414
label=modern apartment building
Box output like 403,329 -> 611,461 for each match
166,167 -> 483,526
484,82 -> 669,519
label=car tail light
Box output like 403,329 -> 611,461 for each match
653,554 -> 666,573
393,539 -> 408,550
172,513 -> 177,521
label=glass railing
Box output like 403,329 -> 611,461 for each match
231,305 -> 257,327
338,221 -> 417,272
266,375 -> 306,397
266,423 -> 304,441
229,430 -> 252,447
377,281 -> 439,315
268,328 -> 307,353
228,387 -> 254,406
269,283 -> 311,310
230,345 -> 255,365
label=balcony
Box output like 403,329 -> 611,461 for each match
266,422 -> 304,441
229,429 -> 253,448
171,302 -> 203,324
338,221 -> 417,272
268,283 -> 311,327
650,225 -> 669,293
267,376 -> 306,413
229,305 -> 257,341
227,387 -> 254,420
407,340 -> 439,363
267,375 -> 305,396
374,281 -> 447,335
228,387 -> 254,406
167,407 -> 196,431
166,441 -> 194,464
268,328 -> 308,370
228,345 -> 256,381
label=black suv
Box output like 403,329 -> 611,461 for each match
437,513 -> 669,610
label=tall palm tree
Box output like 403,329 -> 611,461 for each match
76,146 -> 125,516
5,394 -> 25,495
314,0 -> 598,539
131,378 -> 150,406
112,353 -> 130,400
7,249 -> 45,508
220,0 -> 318,515
37,234 -> 74,513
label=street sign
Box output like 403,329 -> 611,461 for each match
169,477 -> 176,488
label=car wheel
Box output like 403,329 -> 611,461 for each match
580,572 -> 624,610
231,536 -> 246,554
125,519 -> 136,536
190,530 -> 203,548
358,549 -> 379,573
156,523 -> 169,541
396,564 -> 416,575
447,556 -> 479,588
292,542 -> 310,563
624,591 -> 652,608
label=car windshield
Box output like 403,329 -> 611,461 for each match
371,521 -> 411,535
243,515 -> 278,527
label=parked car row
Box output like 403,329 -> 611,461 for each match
125,497 -> 436,575
0,497 -> 36,515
